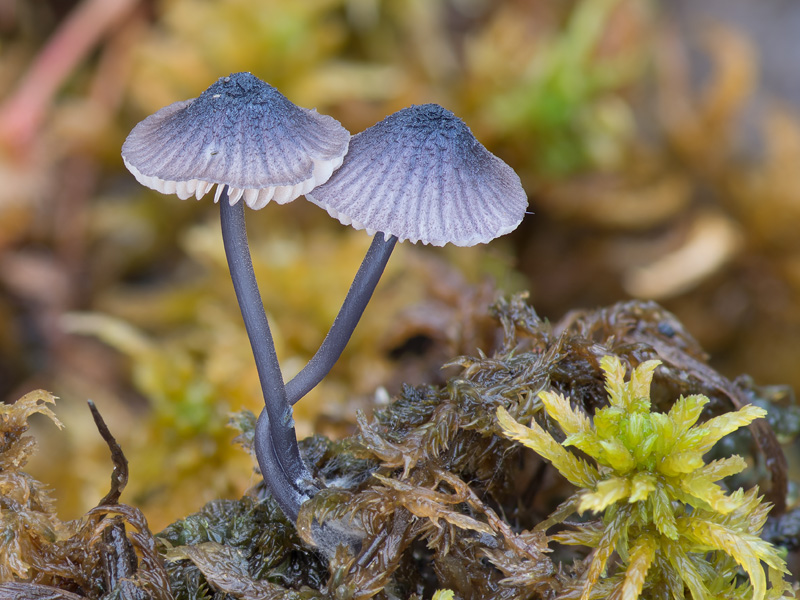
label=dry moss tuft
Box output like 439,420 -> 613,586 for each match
0,392 -> 170,599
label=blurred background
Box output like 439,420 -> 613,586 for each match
2,0 -> 800,530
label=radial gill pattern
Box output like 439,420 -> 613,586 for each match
306,104 -> 527,246
121,72 -> 349,209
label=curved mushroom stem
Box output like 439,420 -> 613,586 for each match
285,232 -> 397,404
254,411 -> 309,521
219,192 -> 314,518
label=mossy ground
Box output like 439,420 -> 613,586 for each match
0,295 -> 795,599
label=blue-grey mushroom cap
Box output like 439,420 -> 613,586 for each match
305,104 -> 527,246
121,72 -> 350,209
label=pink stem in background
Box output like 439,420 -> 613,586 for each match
0,0 -> 139,153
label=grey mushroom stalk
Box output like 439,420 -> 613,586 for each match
219,196 -> 315,519
285,232 -> 397,404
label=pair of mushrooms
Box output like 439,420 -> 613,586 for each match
122,72 -> 527,529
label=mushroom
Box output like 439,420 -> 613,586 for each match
121,72 -> 349,521
290,103 -> 528,404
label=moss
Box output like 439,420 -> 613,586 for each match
0,295 -> 794,599
498,356 -> 789,599
0,392 -> 170,599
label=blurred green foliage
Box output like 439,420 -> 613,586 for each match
125,0 -> 648,177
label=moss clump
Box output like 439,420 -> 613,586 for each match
158,496 -> 328,598
1,295 -> 794,599
0,392 -> 170,599
498,356 -> 791,599
0,391 -> 67,582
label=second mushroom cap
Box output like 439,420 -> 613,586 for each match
306,103 -> 528,247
